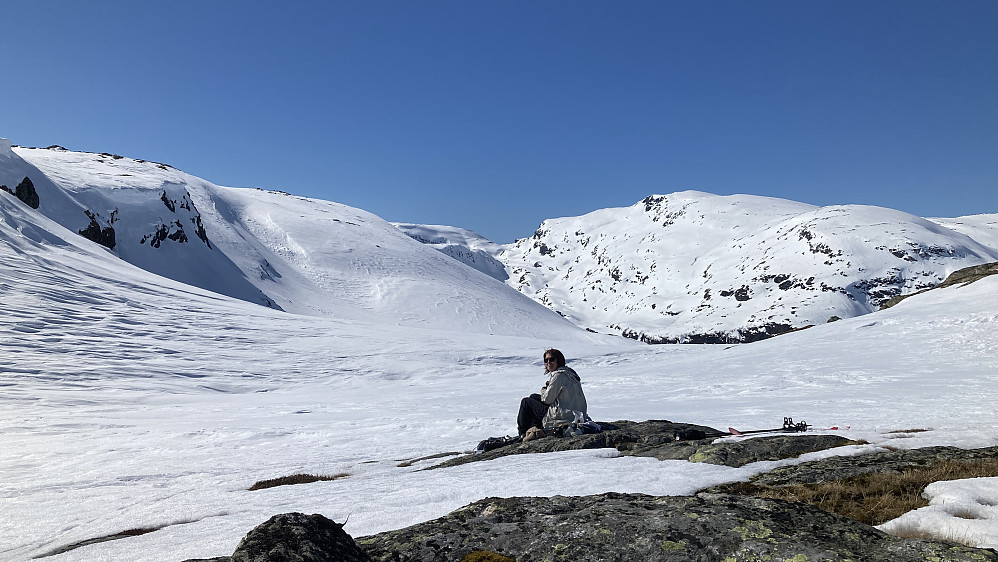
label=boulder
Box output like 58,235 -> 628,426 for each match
182,512 -> 371,562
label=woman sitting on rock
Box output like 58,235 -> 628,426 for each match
517,348 -> 589,440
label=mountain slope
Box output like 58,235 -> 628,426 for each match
501,192 -> 997,342
393,222 -> 509,281
930,214 -> 998,252
4,142 -> 590,340
403,191 -> 998,343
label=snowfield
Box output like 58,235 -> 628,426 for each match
2,141 -> 998,560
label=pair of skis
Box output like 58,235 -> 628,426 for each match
674,417 -> 843,441
729,416 -> 808,436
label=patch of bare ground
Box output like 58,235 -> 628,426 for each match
249,472 -> 350,491
713,458 -> 998,526
35,527 -> 160,558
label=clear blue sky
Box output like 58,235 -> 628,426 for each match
3,1 -> 996,243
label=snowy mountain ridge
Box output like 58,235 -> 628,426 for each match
404,192 -> 998,343
1,141 -> 590,341
6,140 -> 998,345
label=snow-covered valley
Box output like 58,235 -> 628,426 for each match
2,141 -> 998,560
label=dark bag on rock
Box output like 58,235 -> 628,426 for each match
475,435 -> 522,454
673,429 -> 707,441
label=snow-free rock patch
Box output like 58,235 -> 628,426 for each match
356,492 -> 997,562
427,420 -> 856,470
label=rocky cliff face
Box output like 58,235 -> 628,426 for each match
0,176 -> 40,209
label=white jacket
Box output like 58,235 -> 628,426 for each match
540,366 -> 589,427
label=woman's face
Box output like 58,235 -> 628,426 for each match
544,354 -> 558,373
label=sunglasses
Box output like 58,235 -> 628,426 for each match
544,357 -> 558,363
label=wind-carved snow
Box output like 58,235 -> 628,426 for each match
496,192 -> 998,342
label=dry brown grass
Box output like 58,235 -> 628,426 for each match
248,472 -> 350,491
35,527 -> 160,558
716,458 -> 998,526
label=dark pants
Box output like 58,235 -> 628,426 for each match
517,393 -> 548,436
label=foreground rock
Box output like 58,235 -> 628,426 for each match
427,419 -> 855,469
186,493 -> 998,562
192,493 -> 998,561
184,512 -> 370,562
186,441 -> 998,562
357,492 -> 996,562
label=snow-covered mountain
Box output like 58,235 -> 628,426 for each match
404,192 -> 998,343
12,140 -> 995,346
1,141 -> 589,340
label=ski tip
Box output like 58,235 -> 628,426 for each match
727,427 -> 742,436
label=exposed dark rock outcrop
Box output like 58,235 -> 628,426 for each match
623,323 -> 800,344
78,210 -> 116,250
151,189 -> 213,249
183,513 -> 371,562
186,492 -> 998,562
428,420 -> 855,470
192,213 -> 212,248
0,176 -> 40,209
140,221 -> 189,248
185,442 -> 998,562
712,445 -> 998,488
356,492 -> 996,562
161,190 -> 177,212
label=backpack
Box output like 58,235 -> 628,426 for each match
475,435 -> 522,454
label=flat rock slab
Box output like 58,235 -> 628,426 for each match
428,420 -> 855,469
357,492 -> 998,562
734,445 -> 998,487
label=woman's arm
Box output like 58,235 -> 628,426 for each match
540,372 -> 565,405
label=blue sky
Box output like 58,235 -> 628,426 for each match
3,1 -> 996,243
